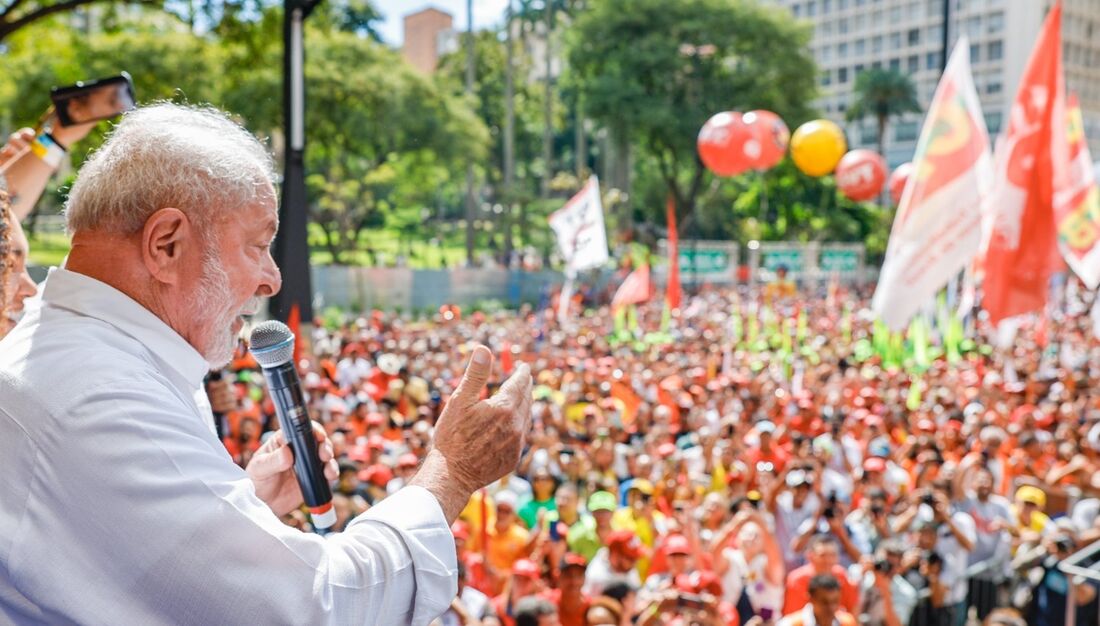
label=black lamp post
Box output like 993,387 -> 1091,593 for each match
270,0 -> 322,323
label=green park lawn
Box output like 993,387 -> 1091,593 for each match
27,224 -> 475,270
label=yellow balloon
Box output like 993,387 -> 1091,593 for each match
790,119 -> 848,177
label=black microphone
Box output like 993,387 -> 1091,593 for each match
249,321 -> 335,530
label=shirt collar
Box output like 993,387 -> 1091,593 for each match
41,267 -> 210,387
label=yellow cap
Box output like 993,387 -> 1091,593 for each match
1015,485 -> 1046,508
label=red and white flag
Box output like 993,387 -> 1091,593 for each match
872,38 -> 992,330
612,263 -> 651,310
981,2 -> 1068,324
1054,93 -> 1100,288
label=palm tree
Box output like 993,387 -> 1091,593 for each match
845,68 -> 921,158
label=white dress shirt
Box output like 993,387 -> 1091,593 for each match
0,268 -> 457,625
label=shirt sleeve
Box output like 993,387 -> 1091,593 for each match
11,382 -> 457,626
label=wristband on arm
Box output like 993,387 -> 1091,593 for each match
29,132 -> 66,169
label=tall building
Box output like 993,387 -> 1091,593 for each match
402,7 -> 457,74
769,0 -> 1100,167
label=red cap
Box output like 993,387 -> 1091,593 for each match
512,558 -> 541,579
664,534 -> 691,555
607,530 -> 645,559
863,457 -> 887,473
674,570 -> 722,595
359,464 -> 393,487
562,553 -> 588,570
347,444 -> 370,462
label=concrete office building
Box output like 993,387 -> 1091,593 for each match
768,0 -> 1100,167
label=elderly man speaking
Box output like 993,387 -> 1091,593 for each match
0,104 -> 533,625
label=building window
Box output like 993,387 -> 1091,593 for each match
986,81 -> 1002,94
839,17 -> 849,34
822,71 -> 832,86
889,5 -> 901,21
855,39 -> 866,55
970,43 -> 980,63
839,42 -> 849,58
872,60 -> 882,69
839,0 -> 849,9
907,55 -> 919,73
823,0 -> 832,12
890,57 -> 901,71
872,36 -> 883,53
966,16 -> 981,37
838,67 -> 849,83
807,0 -> 817,16
792,4 -> 801,17
986,112 -> 1003,134
890,32 -> 901,49
855,63 -> 865,74
988,11 -> 1004,33
822,45 -> 833,61
896,121 -> 919,142
838,103 -> 847,114
872,10 -> 883,25
907,28 -> 920,45
820,21 -> 834,36
926,52 -> 941,70
861,125 -> 879,145
988,40 -> 1003,61
928,24 -> 943,43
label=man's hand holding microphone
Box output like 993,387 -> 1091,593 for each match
412,344 -> 533,523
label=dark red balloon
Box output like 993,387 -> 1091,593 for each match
888,161 -> 915,205
697,112 -> 755,177
743,110 -> 790,170
835,150 -> 887,202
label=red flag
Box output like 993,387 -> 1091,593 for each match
611,263 -> 651,310
666,197 -> 682,310
610,381 -> 642,429
288,303 -> 303,368
982,2 -> 1068,324
1054,93 -> 1100,288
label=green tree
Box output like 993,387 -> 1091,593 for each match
565,0 -> 817,229
436,29 -> 547,257
845,68 -> 921,158
302,33 -> 488,264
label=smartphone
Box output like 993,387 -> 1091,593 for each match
677,593 -> 707,610
50,73 -> 136,127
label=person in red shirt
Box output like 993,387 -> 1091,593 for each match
548,554 -> 589,626
782,534 -> 859,617
454,522 -> 493,596
745,420 -> 791,487
493,559 -> 545,626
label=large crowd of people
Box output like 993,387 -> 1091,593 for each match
3,112 -> 1100,625
202,278 -> 1100,626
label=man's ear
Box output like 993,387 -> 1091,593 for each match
141,208 -> 194,285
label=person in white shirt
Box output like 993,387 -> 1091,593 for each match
0,104 -> 533,625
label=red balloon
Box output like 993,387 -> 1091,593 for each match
742,110 -> 790,170
888,162 -> 915,205
697,112 -> 755,177
835,150 -> 887,202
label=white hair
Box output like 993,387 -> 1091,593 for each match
65,103 -> 276,235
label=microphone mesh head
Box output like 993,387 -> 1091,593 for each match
250,320 -> 295,368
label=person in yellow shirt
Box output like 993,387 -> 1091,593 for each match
763,265 -> 798,304
1005,485 -> 1051,553
610,480 -> 666,579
